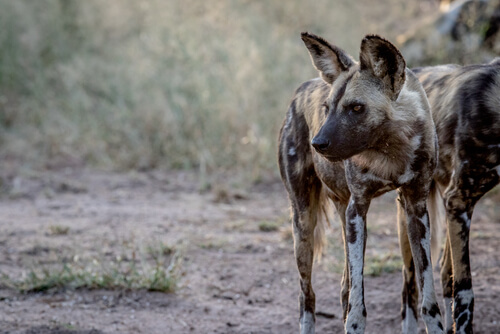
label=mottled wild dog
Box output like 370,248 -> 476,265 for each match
278,33 -> 444,334
413,59 -> 500,334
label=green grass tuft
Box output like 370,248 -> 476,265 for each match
48,225 -> 70,236
258,221 -> 280,232
3,242 -> 180,294
364,253 -> 403,277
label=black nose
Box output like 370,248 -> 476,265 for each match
311,137 -> 330,152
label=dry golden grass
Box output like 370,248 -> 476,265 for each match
0,0 -> 441,179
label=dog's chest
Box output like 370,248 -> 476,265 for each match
313,153 -> 398,201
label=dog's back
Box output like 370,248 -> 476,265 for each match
413,59 -> 500,186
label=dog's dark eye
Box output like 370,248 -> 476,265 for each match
350,104 -> 364,113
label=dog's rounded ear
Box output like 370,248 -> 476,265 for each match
301,32 -> 354,85
359,35 -> 406,101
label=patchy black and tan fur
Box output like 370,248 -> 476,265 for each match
412,58 -> 500,334
278,32 -> 443,334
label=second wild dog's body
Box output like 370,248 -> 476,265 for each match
279,33 -> 443,334
412,59 -> 500,334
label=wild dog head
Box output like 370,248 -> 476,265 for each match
302,32 -> 406,162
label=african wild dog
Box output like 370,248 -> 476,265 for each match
412,59 -> 500,334
278,32 -> 444,334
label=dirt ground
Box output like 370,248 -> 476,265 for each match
0,169 -> 499,334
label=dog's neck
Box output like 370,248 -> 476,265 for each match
350,119 -> 422,182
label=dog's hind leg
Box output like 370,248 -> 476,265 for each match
443,165 -> 499,334
286,174 -> 323,334
444,178 -> 474,334
440,235 -> 453,334
279,118 -> 324,334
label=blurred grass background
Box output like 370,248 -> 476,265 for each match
0,0 -> 464,181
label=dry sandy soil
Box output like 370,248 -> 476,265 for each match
0,169 -> 499,333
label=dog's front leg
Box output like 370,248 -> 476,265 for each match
400,188 -> 443,334
344,197 -> 368,334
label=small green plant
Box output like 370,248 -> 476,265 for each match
199,238 -> 227,250
258,221 -> 280,232
146,242 -> 174,259
48,225 -> 70,235
364,253 -> 403,277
